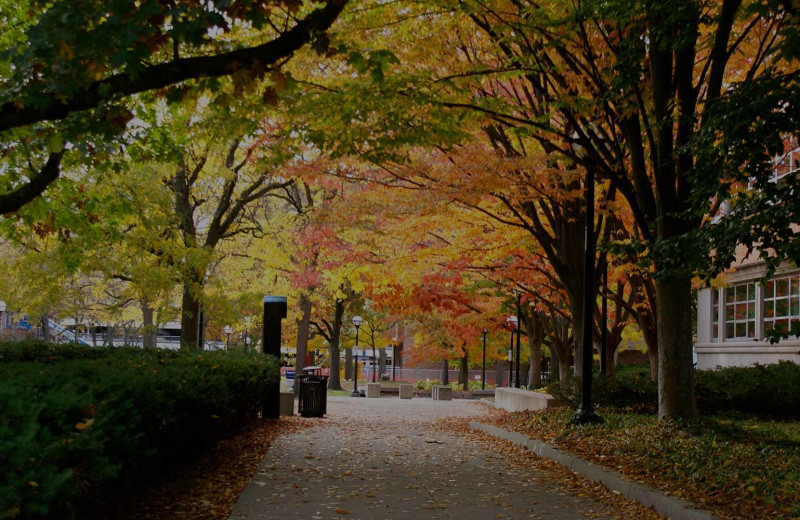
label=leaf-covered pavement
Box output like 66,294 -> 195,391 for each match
88,417 -> 309,520
230,397 -> 662,519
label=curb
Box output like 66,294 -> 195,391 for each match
469,421 -> 719,520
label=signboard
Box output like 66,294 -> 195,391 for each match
285,370 -> 295,380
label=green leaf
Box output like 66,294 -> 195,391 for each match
46,135 -> 64,153
347,52 -> 368,73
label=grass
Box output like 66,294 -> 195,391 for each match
494,408 -> 800,520
327,389 -> 351,397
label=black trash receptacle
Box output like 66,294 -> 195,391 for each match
298,373 -> 328,417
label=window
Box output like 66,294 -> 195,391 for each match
712,290 -> 720,342
764,275 -> 800,335
772,141 -> 800,183
725,282 -> 756,340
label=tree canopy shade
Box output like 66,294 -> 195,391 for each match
0,0 -> 348,214
287,0 -> 798,419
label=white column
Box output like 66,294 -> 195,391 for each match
718,288 -> 727,342
696,288 -> 712,344
755,282 -> 764,340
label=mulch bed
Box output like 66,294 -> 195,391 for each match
88,417 -> 308,520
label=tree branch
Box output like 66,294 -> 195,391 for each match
0,152 -> 63,214
0,0 -> 348,132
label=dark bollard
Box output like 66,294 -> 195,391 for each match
262,296 -> 287,419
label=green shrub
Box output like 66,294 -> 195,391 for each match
414,378 -> 444,390
543,365 -> 658,413
0,340 -> 184,363
0,342 -> 278,519
695,361 -> 800,417
545,362 -> 800,418
466,380 -> 486,391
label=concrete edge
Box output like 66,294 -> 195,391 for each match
469,421 -> 719,520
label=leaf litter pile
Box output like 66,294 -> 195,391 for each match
88,417 -> 308,520
483,408 -> 800,520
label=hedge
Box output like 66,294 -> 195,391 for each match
694,361 -> 800,416
0,342 -> 278,520
547,361 -> 800,418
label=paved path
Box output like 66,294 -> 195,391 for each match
229,396 -> 624,520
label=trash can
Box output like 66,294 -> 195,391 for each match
297,366 -> 328,418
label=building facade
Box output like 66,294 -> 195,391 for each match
695,140 -> 800,369
696,259 -> 800,369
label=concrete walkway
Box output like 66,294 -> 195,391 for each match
229,396 -> 633,520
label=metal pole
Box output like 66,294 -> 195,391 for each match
262,296 -> 287,419
197,307 -> 204,351
508,331 -> 514,387
515,292 -> 521,388
351,326 -> 361,397
481,331 -> 487,390
600,262 -> 608,377
572,160 -> 603,424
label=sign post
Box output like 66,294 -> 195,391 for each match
262,296 -> 287,419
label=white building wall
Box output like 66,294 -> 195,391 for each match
695,263 -> 800,369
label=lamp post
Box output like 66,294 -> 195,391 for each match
351,315 -> 363,397
571,128 -> 603,424
506,348 -> 513,388
600,263 -> 608,377
515,291 -> 522,388
481,330 -> 488,390
261,296 -> 287,419
223,325 -> 231,350
507,315 -> 517,387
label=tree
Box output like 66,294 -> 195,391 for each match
429,0 -> 797,418
0,0 -> 347,214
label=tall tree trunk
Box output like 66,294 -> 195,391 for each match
632,276 -> 659,382
379,349 -> 387,376
327,298 -> 345,391
459,350 -> 469,390
441,359 -> 449,385
656,277 -> 698,419
547,344 -> 559,382
295,293 -> 312,394
345,348 -> 353,380
141,299 -> 157,349
523,310 -> 545,388
39,314 -> 50,342
371,341 -> 377,383
180,282 -> 201,351
567,293 -> 584,378
328,344 -> 342,390
558,350 -> 571,383
106,324 -> 115,347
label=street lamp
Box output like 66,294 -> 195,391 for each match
571,127 -> 603,424
223,325 -> 231,350
600,264 -> 608,377
506,348 -> 513,388
351,315 -> 363,397
515,291 -> 522,388
481,330 -> 488,390
507,315 -> 517,387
